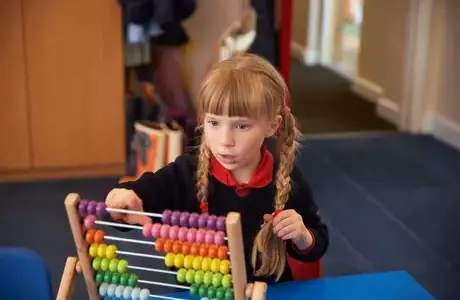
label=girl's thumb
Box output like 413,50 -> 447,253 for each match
126,214 -> 152,226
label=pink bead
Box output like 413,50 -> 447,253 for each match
196,229 -> 206,244
84,215 -> 96,229
178,227 -> 188,242
160,224 -> 171,239
186,228 -> 197,243
169,225 -> 179,240
214,231 -> 225,245
142,223 -> 153,237
151,223 -> 162,238
205,230 -> 215,244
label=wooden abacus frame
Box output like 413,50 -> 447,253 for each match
57,193 -> 267,300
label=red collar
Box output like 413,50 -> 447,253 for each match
210,147 -> 274,197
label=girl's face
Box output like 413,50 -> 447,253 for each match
204,113 -> 281,172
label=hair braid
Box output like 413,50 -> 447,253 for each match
251,112 -> 300,281
196,136 -> 211,207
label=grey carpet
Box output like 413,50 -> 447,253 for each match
1,133 -> 459,299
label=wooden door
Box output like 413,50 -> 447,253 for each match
0,1 -> 31,171
23,0 -> 125,169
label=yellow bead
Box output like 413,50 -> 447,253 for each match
165,253 -> 176,268
220,259 -> 230,274
97,244 -> 107,258
210,258 -> 221,273
89,243 -> 99,257
174,254 -> 185,268
184,255 -> 194,269
106,245 -> 117,259
201,257 -> 212,272
192,256 -> 203,271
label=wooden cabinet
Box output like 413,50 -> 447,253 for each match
0,0 -> 125,181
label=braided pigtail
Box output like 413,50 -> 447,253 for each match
196,135 -> 211,213
251,111 -> 300,281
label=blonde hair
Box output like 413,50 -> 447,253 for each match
196,53 -> 300,281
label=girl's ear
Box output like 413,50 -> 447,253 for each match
266,115 -> 282,137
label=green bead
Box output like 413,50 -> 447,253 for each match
111,272 -> 120,284
128,274 -> 138,287
207,286 -> 216,299
119,273 -> 129,285
225,288 -> 234,300
198,285 -> 208,297
222,274 -> 232,288
95,271 -> 104,283
216,287 -> 225,299
103,272 -> 112,283
176,269 -> 187,283
203,271 -> 213,286
109,259 -> 119,272
189,284 -> 199,296
212,273 -> 223,288
117,259 -> 128,273
92,257 -> 101,271
185,269 -> 195,285
100,258 -> 110,271
194,270 -> 204,285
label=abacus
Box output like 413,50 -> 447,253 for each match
57,193 -> 267,300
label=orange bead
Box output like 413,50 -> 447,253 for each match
172,240 -> 182,254
190,243 -> 200,256
85,229 -> 96,243
93,230 -> 105,243
199,245 -> 209,257
163,240 -> 173,253
181,242 -> 191,255
217,246 -> 228,260
208,245 -> 218,258
155,238 -> 164,252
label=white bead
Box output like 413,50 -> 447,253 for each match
123,286 -> 134,299
139,288 -> 150,300
107,284 -> 117,297
131,287 -> 141,300
115,285 -> 125,298
98,283 -> 108,296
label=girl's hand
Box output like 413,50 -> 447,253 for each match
105,188 -> 152,225
264,209 -> 313,250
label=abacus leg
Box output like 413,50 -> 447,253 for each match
64,193 -> 99,300
56,257 -> 79,300
226,212 -> 248,300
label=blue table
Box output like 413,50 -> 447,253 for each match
167,271 -> 435,300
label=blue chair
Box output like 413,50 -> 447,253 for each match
0,247 -> 54,300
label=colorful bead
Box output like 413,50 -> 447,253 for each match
131,287 -> 141,300
87,201 -> 97,215
186,228 -> 197,243
100,258 -> 110,271
150,223 -> 162,238
181,242 -> 191,255
78,200 -> 88,215
198,215 -> 207,229
178,227 -> 188,242
225,288 -> 234,300
97,244 -> 107,258
210,258 -> 221,273
110,272 -> 119,284
216,287 -> 226,299
192,256 -> 203,270
142,223 -> 153,237
205,230 -> 215,244
172,240 -> 181,254
169,225 -> 179,240
214,231 -> 225,246
119,273 -> 129,286
92,257 -> 102,270
109,258 -> 119,272
185,269 -> 196,284
199,245 -> 209,257
170,211 -> 181,226
95,271 -> 104,283
190,243 -> 200,256
165,253 -> 175,268
139,289 -> 150,300
154,238 -> 164,252
194,270 -> 204,285
220,259 -> 230,274
85,229 -> 96,243
201,257 -> 212,271
217,246 -> 228,260
207,286 -> 217,299
103,272 -> 112,283
123,286 -> 133,299
107,283 -> 117,297
163,240 -> 173,253
179,212 -> 190,227
117,259 -> 128,273
96,202 -> 106,217
203,271 -> 213,286
94,230 -> 104,243
208,245 -> 218,258
84,215 -> 96,229
199,285 -> 207,297
106,245 -> 117,259
196,229 -> 206,244
98,283 -> 109,296
222,274 -> 232,288
190,284 -> 199,296
184,255 -> 194,269
174,253 -> 185,268
162,210 -> 172,225
115,285 -> 125,298
206,215 -> 217,230
216,216 -> 226,232
160,224 -> 171,239
177,268 -> 187,283
188,213 -> 199,228
212,273 -> 223,288
128,274 -> 138,287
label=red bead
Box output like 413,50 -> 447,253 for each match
94,230 -> 105,243
217,246 -> 228,260
155,238 -> 164,252
84,215 -> 96,229
199,245 -> 209,257
85,229 -> 96,243
181,242 -> 191,255
172,240 -> 182,254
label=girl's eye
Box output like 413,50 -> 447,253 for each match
236,124 -> 251,130
208,121 -> 219,127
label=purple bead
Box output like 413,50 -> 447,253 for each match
96,202 -> 106,217
87,201 -> 97,215
206,215 -> 217,230
216,216 -> 226,232
189,213 -> 199,228
170,211 -> 181,226
78,200 -> 88,215
179,212 -> 190,227
198,214 -> 207,229
162,210 -> 172,225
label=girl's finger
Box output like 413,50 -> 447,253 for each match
275,223 -> 297,239
273,217 -> 295,234
272,210 -> 294,227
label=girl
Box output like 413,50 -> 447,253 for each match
106,53 -> 329,283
